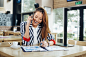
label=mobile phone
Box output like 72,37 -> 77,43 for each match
31,13 -> 34,18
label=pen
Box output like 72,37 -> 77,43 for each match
40,38 -> 45,46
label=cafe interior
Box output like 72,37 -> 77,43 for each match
0,0 -> 86,57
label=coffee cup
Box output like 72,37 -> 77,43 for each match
12,42 -> 18,46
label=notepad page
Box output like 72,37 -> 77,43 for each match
45,46 -> 68,51
22,46 -> 46,52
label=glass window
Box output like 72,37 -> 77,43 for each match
22,0 -> 35,13
53,8 -> 64,43
67,10 -> 80,41
84,9 -> 86,41
23,15 -> 29,21
0,0 -> 4,7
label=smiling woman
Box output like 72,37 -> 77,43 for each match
20,7 -> 56,47
32,11 -> 43,28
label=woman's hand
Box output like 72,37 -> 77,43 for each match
41,41 -> 48,47
24,16 -> 33,39
27,16 -> 33,26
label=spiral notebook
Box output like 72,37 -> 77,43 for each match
21,46 -> 68,52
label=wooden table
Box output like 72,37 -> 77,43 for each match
14,32 -> 21,36
0,44 -> 86,57
4,31 -> 14,36
0,42 -> 11,47
0,31 -> 3,36
0,38 -> 3,42
4,31 -> 21,36
0,36 -> 22,45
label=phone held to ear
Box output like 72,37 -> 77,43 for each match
30,15 -> 33,22
31,13 -> 34,18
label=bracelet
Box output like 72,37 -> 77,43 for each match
48,42 -> 50,47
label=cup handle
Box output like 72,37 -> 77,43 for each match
8,42 -> 13,45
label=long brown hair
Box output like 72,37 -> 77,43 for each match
34,7 -> 51,40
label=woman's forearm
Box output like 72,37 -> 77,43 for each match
23,16 -> 33,38
24,24 -> 30,38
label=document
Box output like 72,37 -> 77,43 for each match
21,46 -> 47,52
21,46 -> 68,52
45,46 -> 68,51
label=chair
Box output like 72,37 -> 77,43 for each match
4,31 -> 14,36
76,41 -> 86,46
0,42 -> 11,47
0,31 -> 3,36
68,40 -> 75,45
14,32 -> 21,36
4,39 -> 22,46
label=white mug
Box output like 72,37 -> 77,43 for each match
12,42 -> 18,46
13,27 -> 17,32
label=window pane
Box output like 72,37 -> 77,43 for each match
67,10 -> 80,41
53,8 -> 64,43
84,9 -> 86,41
24,15 -> 29,21
0,0 -> 4,7
22,0 -> 35,13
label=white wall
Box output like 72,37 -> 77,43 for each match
42,0 -> 54,32
35,0 -> 42,7
0,0 -> 13,14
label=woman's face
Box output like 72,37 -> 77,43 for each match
32,11 -> 43,27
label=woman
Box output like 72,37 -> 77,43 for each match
20,7 -> 56,47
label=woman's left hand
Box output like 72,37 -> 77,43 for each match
41,41 -> 48,47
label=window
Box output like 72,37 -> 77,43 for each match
22,12 -> 33,21
84,9 -> 86,41
53,8 -> 64,43
21,0 -> 35,22
23,15 -> 30,21
64,6 -> 86,45
67,10 -> 80,40
22,0 -> 35,13
0,0 -> 4,7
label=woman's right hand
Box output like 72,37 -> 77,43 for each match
27,16 -> 33,26
24,16 -> 33,39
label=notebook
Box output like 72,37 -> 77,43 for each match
21,46 -> 68,52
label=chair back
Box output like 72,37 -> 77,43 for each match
68,40 -> 75,45
76,41 -> 86,46
0,31 -> 3,36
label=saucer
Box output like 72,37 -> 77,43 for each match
10,45 -> 20,49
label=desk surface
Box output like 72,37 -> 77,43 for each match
0,38 -> 3,41
3,31 -> 21,36
0,36 -> 21,39
0,36 -> 22,42
0,44 -> 86,57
